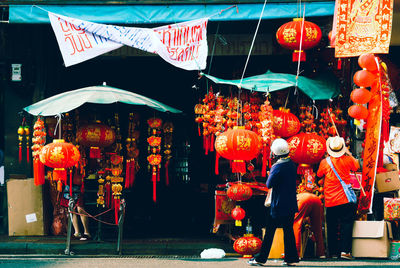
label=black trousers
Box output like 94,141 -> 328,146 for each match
326,202 -> 356,256
255,211 -> 299,264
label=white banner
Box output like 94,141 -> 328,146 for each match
49,12 -> 208,70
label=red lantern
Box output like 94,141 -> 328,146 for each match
215,127 -> 261,174
233,234 -> 262,258
276,18 -> 322,62
353,69 -> 377,88
287,133 -> 326,173
227,183 -> 253,201
39,139 -> 80,192
348,105 -> 369,120
358,53 -> 378,73
76,123 -> 116,158
273,108 -> 301,138
350,87 -> 372,104
231,205 -> 246,226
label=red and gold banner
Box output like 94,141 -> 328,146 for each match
334,0 -> 393,57
357,74 -> 382,214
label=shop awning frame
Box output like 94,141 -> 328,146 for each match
8,2 -> 335,24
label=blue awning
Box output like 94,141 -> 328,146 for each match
9,2 -> 334,24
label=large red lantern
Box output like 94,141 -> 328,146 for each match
76,123 -> 116,158
233,234 -> 262,258
39,139 -> 80,192
350,87 -> 372,104
358,53 -> 378,73
215,127 -> 261,174
276,18 -> 322,62
227,183 -> 253,201
272,108 -> 301,138
348,105 -> 369,120
287,133 -> 326,173
353,69 -> 377,88
231,205 -> 246,226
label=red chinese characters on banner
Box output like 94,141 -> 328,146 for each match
58,17 -> 93,55
334,0 -> 393,57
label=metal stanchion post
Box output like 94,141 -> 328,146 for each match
65,198 -> 75,255
117,199 -> 126,255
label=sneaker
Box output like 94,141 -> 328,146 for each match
248,258 -> 264,266
340,252 -> 354,260
80,233 -> 92,241
282,261 -> 297,266
72,233 -> 81,240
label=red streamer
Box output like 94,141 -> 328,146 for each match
165,160 -> 170,186
69,169 -> 72,197
105,183 -> 111,208
215,153 -> 220,175
210,134 -> 214,152
114,197 -> 120,225
152,169 -> 157,203
125,160 -> 131,188
26,147 -> 30,163
18,146 -> 22,163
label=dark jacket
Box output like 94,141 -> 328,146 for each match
267,158 -> 299,218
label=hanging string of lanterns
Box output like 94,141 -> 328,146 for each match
147,117 -> 163,203
31,117 -> 46,186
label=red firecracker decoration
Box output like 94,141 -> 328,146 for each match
227,183 -> 253,201
272,107 -> 301,138
76,123 -> 116,158
276,18 -> 322,61
258,99 -> 275,176
287,133 -> 326,174
163,122 -> 174,186
39,139 -> 80,192
215,127 -> 261,174
231,205 -> 246,226
147,117 -> 163,203
233,234 -> 262,258
31,117 -> 46,186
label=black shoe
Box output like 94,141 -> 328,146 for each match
72,233 -> 81,240
282,261 -> 297,266
80,234 -> 92,241
248,258 -> 265,266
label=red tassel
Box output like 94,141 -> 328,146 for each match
130,160 -> 135,187
152,167 -> 157,203
198,125 -> 201,136
18,146 -> 22,163
39,161 -> 45,185
232,160 -> 246,174
33,159 -> 38,186
89,147 -> 101,158
157,166 -> 160,182
210,134 -> 214,152
81,178 -> 84,193
337,58 -> 342,70
26,146 -> 30,163
69,169 -> 73,197
297,164 -> 311,175
105,183 -> 111,208
204,135 -> 209,155
114,198 -> 120,225
53,168 -> 67,184
215,153 -> 220,175
262,146 -> 267,177
165,160 -> 170,186
57,180 -> 63,192
125,160 -> 131,188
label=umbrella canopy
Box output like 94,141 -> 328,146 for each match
202,70 -> 340,100
23,85 -> 182,116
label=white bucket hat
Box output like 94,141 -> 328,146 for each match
271,138 -> 290,156
326,136 -> 346,158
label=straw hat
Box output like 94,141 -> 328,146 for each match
326,136 -> 346,158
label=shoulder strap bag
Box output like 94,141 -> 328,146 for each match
326,157 -> 357,204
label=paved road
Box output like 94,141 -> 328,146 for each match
0,256 -> 399,268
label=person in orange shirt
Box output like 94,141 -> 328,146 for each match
317,136 -> 359,260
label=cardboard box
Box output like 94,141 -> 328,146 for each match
375,171 -> 400,193
384,163 -> 398,172
7,178 -> 48,236
262,228 -> 284,259
352,221 -> 392,258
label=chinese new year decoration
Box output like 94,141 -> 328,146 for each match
215,127 -> 261,174
17,117 -> 30,163
39,139 -> 80,192
147,117 -> 163,203
231,205 -> 245,226
31,117 -> 46,186
233,234 -> 262,258
76,123 -> 116,158
257,99 -> 275,177
276,18 -> 322,61
272,107 -> 301,138
125,113 -> 140,188
227,183 -> 253,202
163,122 -> 174,186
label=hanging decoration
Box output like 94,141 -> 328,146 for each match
257,99 -> 275,177
17,117 -> 30,163
76,123 -> 116,159
31,117 -> 46,186
231,205 -> 246,226
97,170 -> 105,207
272,107 -> 301,138
125,113 -> 140,189
39,139 -> 80,192
276,18 -> 322,62
215,127 -> 261,174
233,234 -> 262,258
107,153 -> 124,225
147,117 -> 163,203
163,122 -> 174,186
227,183 -> 253,202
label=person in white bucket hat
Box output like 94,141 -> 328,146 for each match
317,136 -> 360,260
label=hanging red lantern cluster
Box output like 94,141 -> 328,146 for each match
31,117 -> 46,186
215,127 -> 261,174
227,183 -> 253,201
299,105 -> 316,132
231,205 -> 246,226
276,18 -> 322,62
39,139 -> 80,192
318,108 -> 347,139
147,117 -> 163,203
233,234 -> 262,258
257,99 -> 275,176
76,123 -> 116,158
272,107 -> 300,138
125,113 -> 140,189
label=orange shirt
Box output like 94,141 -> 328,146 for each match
317,155 -> 360,207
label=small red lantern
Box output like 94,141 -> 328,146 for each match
287,133 -> 326,173
350,87 -> 372,104
215,127 -> 261,174
353,69 -> 377,88
233,234 -> 262,258
358,53 -> 378,73
227,183 -> 253,201
40,139 -> 80,192
231,205 -> 246,226
273,108 -> 301,138
348,105 -> 369,120
76,123 -> 116,158
276,18 -> 322,62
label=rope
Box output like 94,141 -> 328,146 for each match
295,4 -> 306,89
70,206 -> 118,226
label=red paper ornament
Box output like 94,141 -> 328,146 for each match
76,123 -> 115,158
272,108 -> 301,138
215,127 -> 261,174
276,18 -> 322,62
358,53 -> 378,73
353,69 -> 377,88
231,205 -> 246,226
233,234 -> 262,258
348,105 -> 369,120
350,87 -> 372,104
227,183 -> 253,201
